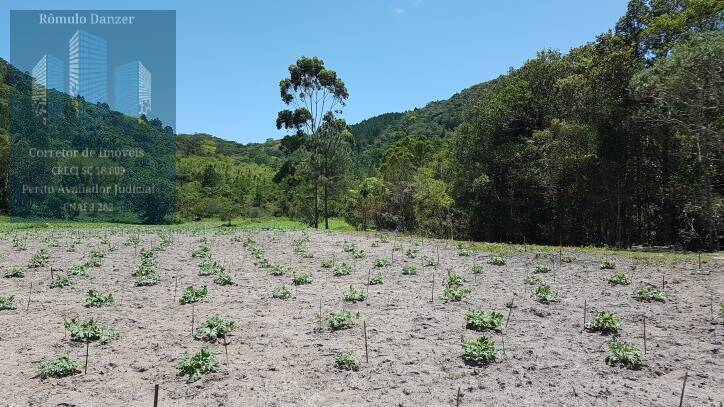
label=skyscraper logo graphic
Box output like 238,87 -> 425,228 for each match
31,54 -> 65,123
69,29 -> 108,104
114,61 -> 152,117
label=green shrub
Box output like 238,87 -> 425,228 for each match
488,256 -> 506,266
335,351 -> 360,371
3,267 -> 24,278
85,290 -> 114,307
64,319 -> 118,343
333,263 -> 353,276
272,285 -> 292,299
461,335 -> 497,366
369,272 -> 384,285
600,260 -> 616,270
179,285 -> 209,304
194,317 -> 236,342
328,310 -> 358,331
533,283 -> 559,304
585,311 -> 621,334
605,339 -> 644,369
534,264 -> 551,274
342,286 -> 367,303
608,272 -> 630,286
36,356 -> 82,379
177,347 -> 220,383
0,295 -> 17,310
465,310 -> 503,332
292,272 -> 313,285
402,265 -> 417,275
633,286 -> 667,302
50,275 -> 73,288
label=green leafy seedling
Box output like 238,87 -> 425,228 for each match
36,356 -> 82,379
633,285 -> 667,302
471,264 -> 484,274
333,263 -> 353,276
179,285 -> 209,304
600,260 -> 616,270
533,283 -> 559,304
524,275 -> 541,285
328,310 -> 358,331
292,272 -> 313,285
461,335 -> 498,366
64,319 -> 118,343
0,295 -> 17,310
443,285 -> 471,302
534,264 -> 551,274
488,256 -> 506,266
177,347 -> 220,383
50,275 -> 73,289
369,272 -> 384,285
272,285 -> 292,299
585,311 -> 621,334
3,267 -> 24,278
335,351 -> 360,371
194,316 -> 236,342
85,290 -> 114,307
465,310 -> 503,332
342,286 -> 367,302
402,265 -> 417,275
374,257 -> 390,268
608,272 -> 630,286
605,339 -> 644,369
214,270 -> 236,286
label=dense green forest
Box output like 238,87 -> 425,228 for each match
0,0 -> 722,250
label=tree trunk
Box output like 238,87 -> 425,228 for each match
313,176 -> 319,229
324,183 -> 329,230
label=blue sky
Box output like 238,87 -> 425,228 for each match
1,0 -> 630,143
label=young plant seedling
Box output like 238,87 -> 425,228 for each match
85,290 -> 114,307
352,249 -> 366,259
585,311 -> 621,335
402,265 -> 417,275
270,264 -> 286,276
194,316 -> 236,342
68,265 -> 89,277
465,310 -> 503,332
460,335 -> 498,366
633,285 -> 667,302
369,272 -> 384,285
457,244 -> 472,257
85,250 -> 104,268
3,267 -> 24,278
488,256 -> 506,266
533,283 -> 560,304
328,310 -> 359,331
333,263 -> 353,276
605,338 -> 644,369
342,286 -> 367,303
320,259 -> 333,268
177,347 -> 220,383
443,285 -> 471,302
374,257 -> 390,268
471,264 -> 484,274
524,275 -> 541,285
213,270 -> 236,286
179,285 -> 209,304
292,272 -> 313,285
64,319 -> 119,344
335,351 -> 360,371
36,356 -> 82,379
50,275 -> 73,289
28,249 -> 50,268
0,295 -> 17,310
600,260 -> 616,270
608,272 -> 630,285
533,264 -> 551,274
405,248 -> 418,259
191,245 -> 211,258
560,255 -> 575,263
272,285 -> 292,299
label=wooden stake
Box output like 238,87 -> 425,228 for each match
191,303 -> 195,336
153,384 -> 159,407
456,386 -> 462,407
678,371 -> 688,407
436,246 -> 440,266
26,281 -> 33,311
84,341 -> 90,374
643,315 -> 647,354
319,298 -> 323,331
661,274 -> 665,289
583,300 -> 587,331
431,272 -> 435,303
505,298 -> 514,328
363,320 -> 369,363
223,337 -> 229,365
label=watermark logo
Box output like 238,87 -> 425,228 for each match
10,10 -> 176,223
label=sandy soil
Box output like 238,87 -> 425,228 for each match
0,228 -> 722,407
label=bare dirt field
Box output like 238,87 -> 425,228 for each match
0,228 -> 722,406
